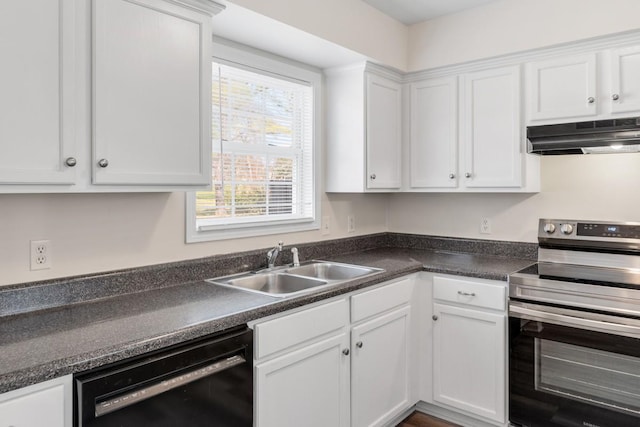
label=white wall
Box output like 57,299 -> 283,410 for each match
408,0 -> 640,71
0,192 -> 388,286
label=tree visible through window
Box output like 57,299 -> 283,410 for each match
195,62 -> 314,230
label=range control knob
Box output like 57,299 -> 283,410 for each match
543,223 -> 556,234
560,223 -> 574,235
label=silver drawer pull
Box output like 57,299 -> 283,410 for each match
457,291 -> 476,297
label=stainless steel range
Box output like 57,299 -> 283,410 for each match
508,219 -> 640,427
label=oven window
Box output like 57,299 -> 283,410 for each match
535,338 -> 640,416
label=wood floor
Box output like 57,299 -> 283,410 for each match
396,411 -> 461,427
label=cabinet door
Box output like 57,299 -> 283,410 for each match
0,381 -> 66,427
410,77 -> 458,189
0,0 -> 76,185
366,73 -> 401,190
461,66 -> 522,188
528,53 -> 597,121
92,0 -> 211,186
351,306 -> 411,427
611,46 -> 640,114
255,333 -> 350,427
432,303 -> 506,423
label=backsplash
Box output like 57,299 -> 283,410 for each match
0,232 -> 536,317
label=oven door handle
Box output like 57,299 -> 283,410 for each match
509,301 -> 640,339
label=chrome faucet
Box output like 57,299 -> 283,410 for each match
266,241 -> 284,269
291,247 -> 300,267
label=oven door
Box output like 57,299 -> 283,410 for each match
509,301 -> 640,427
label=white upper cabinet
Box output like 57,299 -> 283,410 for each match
0,0 -> 76,185
409,66 -> 531,192
527,44 -> 640,123
409,77 -> 458,189
326,63 -> 402,192
92,0 -> 211,186
610,45 -> 640,114
366,73 -> 402,190
461,66 -> 522,188
0,0 -> 221,192
527,53 -> 597,122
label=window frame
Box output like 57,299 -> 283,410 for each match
186,40 -> 321,243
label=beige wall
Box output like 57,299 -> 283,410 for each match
0,192 -> 388,286
388,154 -> 640,243
390,0 -> 640,242
5,0 -> 640,286
229,0 -> 409,71
408,0 -> 640,70
1,0 -> 404,287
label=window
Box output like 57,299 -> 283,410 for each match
186,43 -> 320,242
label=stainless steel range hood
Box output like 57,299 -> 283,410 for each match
527,117 -> 640,155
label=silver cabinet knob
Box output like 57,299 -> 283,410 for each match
342,348 -> 350,356
612,94 -> 620,101
587,97 -> 595,104
432,315 -> 438,321
449,173 -> 455,179
98,159 -> 109,168
356,341 -> 363,349
465,172 -> 471,178
65,157 -> 77,167
370,174 -> 376,180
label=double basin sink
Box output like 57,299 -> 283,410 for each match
207,261 -> 384,298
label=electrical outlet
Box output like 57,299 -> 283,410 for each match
30,240 -> 52,270
321,216 -> 330,236
347,215 -> 356,233
480,218 -> 492,234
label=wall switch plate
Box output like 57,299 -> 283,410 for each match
321,216 -> 330,235
347,215 -> 356,233
30,240 -> 52,270
480,218 -> 492,234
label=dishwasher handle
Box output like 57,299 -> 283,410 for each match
95,354 -> 246,417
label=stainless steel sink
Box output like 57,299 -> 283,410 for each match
216,272 -> 327,295
284,262 -> 381,281
207,261 -> 383,298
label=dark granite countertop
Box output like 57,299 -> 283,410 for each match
0,236 -> 535,394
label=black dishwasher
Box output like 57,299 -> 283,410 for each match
74,326 -> 253,427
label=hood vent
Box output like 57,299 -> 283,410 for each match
527,117 -> 640,155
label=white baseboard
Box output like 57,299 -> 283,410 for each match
413,401 -> 508,427
383,404 -> 418,427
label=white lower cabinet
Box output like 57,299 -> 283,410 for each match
256,333 -> 350,427
0,375 -> 72,427
351,306 -> 411,427
430,275 -> 507,425
253,276 -> 416,427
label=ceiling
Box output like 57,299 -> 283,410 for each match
362,0 -> 501,25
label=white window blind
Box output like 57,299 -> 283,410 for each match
195,62 -> 315,231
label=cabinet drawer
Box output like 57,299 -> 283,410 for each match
255,299 -> 348,360
433,276 -> 505,311
351,277 -> 413,323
